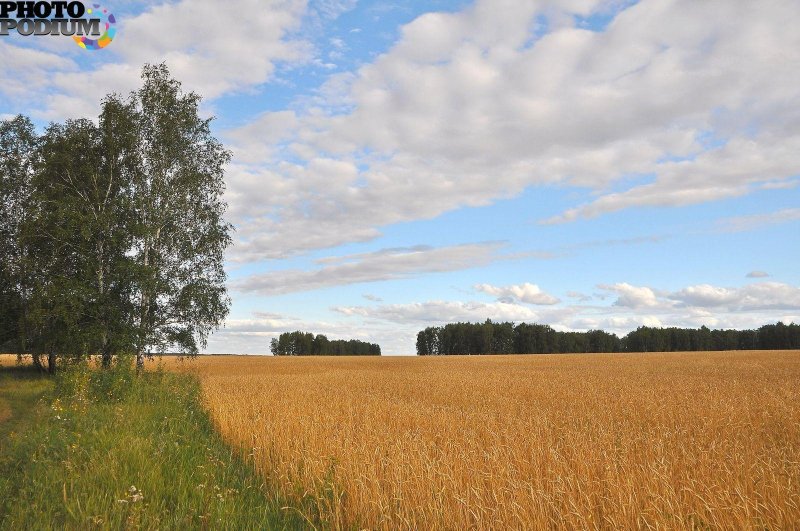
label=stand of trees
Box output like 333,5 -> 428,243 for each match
270,331 -> 381,356
416,320 -> 800,355
0,64 -> 231,372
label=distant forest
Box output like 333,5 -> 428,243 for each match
415,320 -> 800,355
270,331 -> 381,356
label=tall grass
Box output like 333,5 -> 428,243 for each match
0,363 -> 53,444
185,351 -> 800,529
0,358 -> 308,530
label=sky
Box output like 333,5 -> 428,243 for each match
2,0 -> 799,354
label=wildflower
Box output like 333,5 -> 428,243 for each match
127,485 -> 144,503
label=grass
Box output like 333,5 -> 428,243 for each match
0,357 -> 310,530
181,351 -> 800,529
0,363 -> 53,451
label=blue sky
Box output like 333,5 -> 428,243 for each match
2,0 -> 799,354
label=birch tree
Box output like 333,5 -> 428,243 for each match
129,64 -> 232,368
0,116 -> 37,363
25,114 -> 137,371
1,64 -> 231,372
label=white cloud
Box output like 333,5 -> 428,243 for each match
334,300 -> 552,324
0,40 -> 78,111
598,282 -> 663,309
232,242 -> 508,295
4,0 -> 311,120
717,208 -> 800,233
570,315 -> 665,335
118,0 -> 309,98
225,111 -> 300,165
475,282 -> 560,305
596,281 -> 800,313
542,139 -> 800,224
746,271 -> 770,278
672,284 -> 739,308
46,63 -> 142,120
672,282 -> 800,311
226,0 -> 800,259
760,178 -> 800,191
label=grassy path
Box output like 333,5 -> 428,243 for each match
0,365 -> 52,452
0,363 -> 310,530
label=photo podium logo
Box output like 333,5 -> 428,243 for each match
0,1 -> 116,50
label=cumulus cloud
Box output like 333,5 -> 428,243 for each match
224,0 -> 800,259
232,242 -> 508,295
672,282 -> 800,311
598,282 -> 664,309
475,282 -> 560,305
4,0 -> 311,120
120,0 -> 309,98
0,41 -> 76,103
225,111 -> 300,165
595,281 -> 800,313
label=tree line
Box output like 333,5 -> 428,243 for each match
0,64 -> 231,372
416,320 -> 800,355
270,331 -> 381,356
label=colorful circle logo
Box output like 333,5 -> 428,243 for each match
73,4 -> 116,50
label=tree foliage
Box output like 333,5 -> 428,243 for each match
0,64 -> 231,372
270,331 -> 381,356
416,320 -> 800,355
24,116 -> 137,369
129,64 -> 232,368
0,115 -> 37,357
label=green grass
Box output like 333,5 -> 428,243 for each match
0,364 -> 53,450
0,360 -> 311,530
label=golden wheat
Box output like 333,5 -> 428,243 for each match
97,352 -> 800,528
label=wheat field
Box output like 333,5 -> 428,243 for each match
166,351 -> 800,529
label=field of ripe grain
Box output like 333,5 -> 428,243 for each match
180,352 -> 800,529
